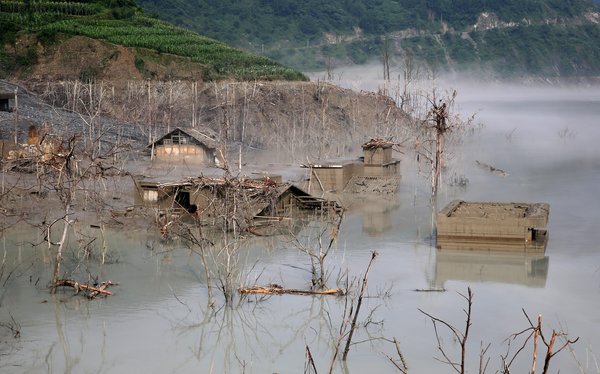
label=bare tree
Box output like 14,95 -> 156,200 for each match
382,35 -> 392,83
413,89 -> 475,236
342,250 -> 378,360
502,310 -> 579,374
419,287 -> 473,374
291,210 -> 344,290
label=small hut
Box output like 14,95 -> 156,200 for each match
149,127 -> 222,166
361,138 -> 401,177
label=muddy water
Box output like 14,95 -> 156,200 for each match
2,84 -> 600,373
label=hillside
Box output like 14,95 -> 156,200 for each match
136,0 -> 600,78
0,0 -> 306,81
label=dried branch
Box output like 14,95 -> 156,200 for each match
342,250 -> 378,361
419,287 -> 473,374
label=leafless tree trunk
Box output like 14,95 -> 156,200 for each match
342,250 -> 378,360
13,88 -> 19,144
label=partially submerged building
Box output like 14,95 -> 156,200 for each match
361,138 -> 401,177
134,176 -> 339,230
437,200 -> 550,252
149,127 -> 222,166
306,138 -> 401,194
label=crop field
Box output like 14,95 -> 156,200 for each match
0,0 -> 307,81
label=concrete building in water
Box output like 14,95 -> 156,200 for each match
306,138 -> 400,195
437,200 -> 550,252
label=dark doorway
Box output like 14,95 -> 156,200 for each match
175,190 -> 191,210
0,99 -> 9,112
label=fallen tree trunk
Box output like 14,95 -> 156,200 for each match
239,285 -> 345,296
56,279 -> 115,298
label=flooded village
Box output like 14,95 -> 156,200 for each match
1,78 -> 600,373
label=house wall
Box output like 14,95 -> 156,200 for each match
362,161 -> 400,177
258,190 -> 299,217
0,140 -> 18,159
134,182 -> 176,210
153,144 -> 212,164
437,216 -> 540,240
437,202 -> 549,252
310,164 -> 356,193
363,147 -> 392,165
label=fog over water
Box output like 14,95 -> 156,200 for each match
1,74 -> 600,373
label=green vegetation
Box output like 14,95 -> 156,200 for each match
0,0 -> 307,81
135,0 -> 600,77
396,24 -> 600,77
136,0 -> 597,46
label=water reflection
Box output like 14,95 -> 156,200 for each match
434,249 -> 549,288
337,194 -> 400,237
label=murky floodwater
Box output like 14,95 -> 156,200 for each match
1,83 -> 600,373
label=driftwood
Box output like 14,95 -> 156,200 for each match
55,279 -> 115,299
239,284 -> 345,296
476,160 -> 509,177
414,288 -> 447,292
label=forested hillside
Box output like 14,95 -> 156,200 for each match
0,0 -> 306,81
137,0 -> 600,78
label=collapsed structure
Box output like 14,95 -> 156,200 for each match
134,175 -> 340,231
437,200 -> 550,252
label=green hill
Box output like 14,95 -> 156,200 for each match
136,0 -> 600,78
0,0 -> 307,81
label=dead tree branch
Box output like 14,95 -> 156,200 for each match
419,287 -> 473,374
342,250 -> 378,361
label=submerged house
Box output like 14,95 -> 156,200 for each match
437,200 -> 550,252
306,138 -> 401,194
361,138 -> 401,177
149,127 -> 222,166
134,176 -> 339,228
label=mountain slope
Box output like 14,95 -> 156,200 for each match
0,0 -> 307,81
136,0 -> 600,78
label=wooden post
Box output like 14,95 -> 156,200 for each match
13,88 -> 18,144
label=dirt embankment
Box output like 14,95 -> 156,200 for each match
10,34 -> 208,83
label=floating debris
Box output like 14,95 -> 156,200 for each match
476,160 -> 509,177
